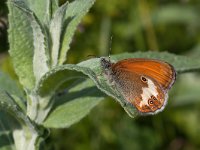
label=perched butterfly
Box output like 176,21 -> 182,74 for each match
100,57 -> 176,115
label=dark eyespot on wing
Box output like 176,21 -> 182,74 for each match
141,76 -> 147,83
151,95 -> 157,101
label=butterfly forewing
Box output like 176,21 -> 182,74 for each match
112,58 -> 176,92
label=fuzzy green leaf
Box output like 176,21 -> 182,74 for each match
32,65 -> 85,123
0,110 -> 18,149
43,78 -> 104,128
8,0 -> 50,88
0,90 -> 35,131
0,71 -> 25,112
0,71 -> 24,149
58,0 -> 96,65
27,9 -> 50,83
0,71 -> 24,98
50,0 -> 59,16
33,66 -> 86,123
35,64 -> 104,127
38,52 -> 200,121
37,64 -> 88,96
50,2 -> 68,67
26,0 -> 50,23
8,0 -> 35,90
0,90 -> 40,150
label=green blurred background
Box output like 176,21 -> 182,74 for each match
1,0 -> 200,149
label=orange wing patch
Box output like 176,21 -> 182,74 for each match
112,58 -> 176,91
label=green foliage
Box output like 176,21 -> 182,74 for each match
59,0 -> 96,65
4,0 -> 99,149
43,78 -> 104,128
0,0 -> 200,150
8,0 -> 35,90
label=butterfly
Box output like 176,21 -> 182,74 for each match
100,57 -> 176,115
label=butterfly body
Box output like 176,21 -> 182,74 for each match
100,57 -> 176,115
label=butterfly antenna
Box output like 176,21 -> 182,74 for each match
108,36 -> 113,62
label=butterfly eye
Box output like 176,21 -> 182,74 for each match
141,76 -> 147,83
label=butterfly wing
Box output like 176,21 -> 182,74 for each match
112,58 -> 176,92
110,58 -> 176,114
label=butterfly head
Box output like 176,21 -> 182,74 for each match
100,57 -> 112,70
